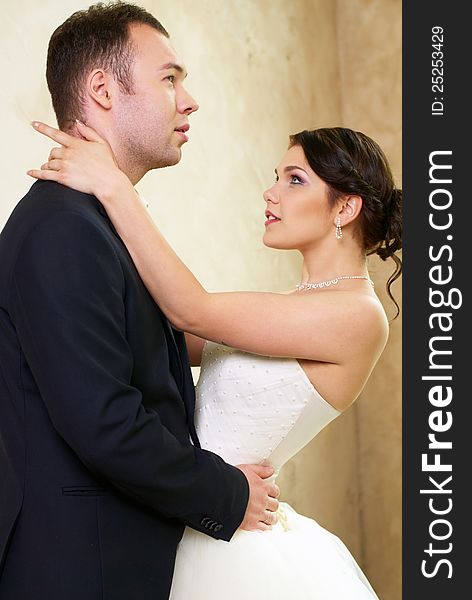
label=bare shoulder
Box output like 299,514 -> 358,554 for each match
339,292 -> 389,353
298,288 -> 388,327
297,289 -> 389,361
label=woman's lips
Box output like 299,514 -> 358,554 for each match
264,216 -> 281,226
265,210 -> 281,226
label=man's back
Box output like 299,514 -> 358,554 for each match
0,181 -> 247,599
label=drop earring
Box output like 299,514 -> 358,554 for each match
335,217 -> 343,240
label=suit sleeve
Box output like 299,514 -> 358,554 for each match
10,209 -> 248,541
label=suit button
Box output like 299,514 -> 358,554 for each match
201,516 -> 218,529
214,524 -> 223,533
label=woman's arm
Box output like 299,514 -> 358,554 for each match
29,121 -> 383,363
184,333 -> 206,366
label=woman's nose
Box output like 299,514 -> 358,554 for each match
263,186 -> 279,204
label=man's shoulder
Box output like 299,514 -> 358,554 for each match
0,181 -> 110,266
1,181 -> 107,242
19,180 -> 103,222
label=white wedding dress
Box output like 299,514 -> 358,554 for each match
169,342 -> 379,599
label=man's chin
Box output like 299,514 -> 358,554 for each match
152,149 -> 182,169
167,149 -> 182,166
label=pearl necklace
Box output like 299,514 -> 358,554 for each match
295,275 -> 374,291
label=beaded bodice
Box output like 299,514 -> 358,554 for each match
194,342 -> 340,474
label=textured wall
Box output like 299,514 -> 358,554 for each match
280,3 -> 402,599
337,1 -> 402,598
0,1 -> 401,598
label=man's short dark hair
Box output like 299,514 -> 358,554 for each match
46,1 -> 169,129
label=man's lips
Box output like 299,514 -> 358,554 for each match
174,123 -> 190,142
175,124 -> 190,133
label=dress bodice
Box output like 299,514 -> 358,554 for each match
171,343 -> 379,600
194,342 -> 340,475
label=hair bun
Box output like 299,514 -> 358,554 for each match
377,187 -> 402,260
376,246 -> 391,261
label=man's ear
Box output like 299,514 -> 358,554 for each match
86,69 -> 113,110
336,195 -> 363,227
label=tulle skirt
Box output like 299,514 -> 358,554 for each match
169,502 -> 379,599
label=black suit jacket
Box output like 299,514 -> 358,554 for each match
0,181 -> 248,599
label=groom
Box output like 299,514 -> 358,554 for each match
0,3 -> 279,599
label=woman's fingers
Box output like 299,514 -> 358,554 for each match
75,120 -> 106,144
263,509 -> 277,526
49,146 -> 65,161
266,497 -> 279,513
40,159 -> 62,171
32,119 -> 106,147
28,119 -> 121,196
27,168 -> 60,182
32,121 -> 74,147
28,156 -> 64,180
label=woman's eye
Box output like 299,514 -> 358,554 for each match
290,174 -> 303,184
166,75 -> 175,84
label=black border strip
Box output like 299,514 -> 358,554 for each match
403,3 -> 467,597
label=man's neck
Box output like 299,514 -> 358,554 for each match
113,154 -> 146,186
68,120 -> 146,186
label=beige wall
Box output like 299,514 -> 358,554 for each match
279,4 -> 402,600
339,2 -> 402,598
1,2 -> 401,598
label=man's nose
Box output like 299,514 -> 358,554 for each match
178,87 -> 199,115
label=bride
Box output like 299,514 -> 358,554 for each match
30,123 -> 401,599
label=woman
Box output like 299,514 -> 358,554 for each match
29,122 -> 401,599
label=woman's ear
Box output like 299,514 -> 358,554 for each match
86,69 -> 113,110
336,195 -> 363,227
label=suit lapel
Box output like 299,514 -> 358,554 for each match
96,200 -> 198,442
169,327 -> 199,446
161,318 -> 184,393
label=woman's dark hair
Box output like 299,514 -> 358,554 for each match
46,2 -> 169,130
289,127 -> 402,319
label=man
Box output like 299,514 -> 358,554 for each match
0,3 -> 278,599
